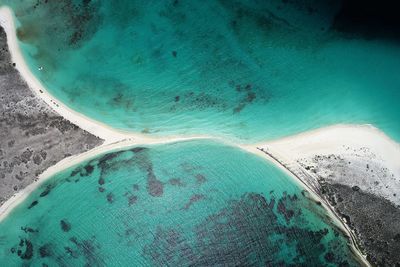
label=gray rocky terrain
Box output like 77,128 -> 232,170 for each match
298,148 -> 400,266
0,27 -> 103,205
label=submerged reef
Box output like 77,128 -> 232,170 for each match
0,142 -> 362,266
1,0 -> 400,266
3,0 -> 400,141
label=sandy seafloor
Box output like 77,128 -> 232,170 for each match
0,1 -> 400,265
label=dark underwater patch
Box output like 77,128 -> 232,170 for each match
194,174 -> 206,185
147,170 -> 164,197
174,92 -> 228,112
228,81 -> 270,114
21,226 -> 38,234
39,243 -> 53,258
131,147 -> 148,153
39,184 -> 55,198
182,194 -> 206,210
277,193 -> 299,223
84,164 -> 94,175
108,88 -> 135,111
60,219 -> 71,232
106,193 -> 114,203
84,147 -> 164,198
143,192 -> 355,266
68,236 -> 103,266
27,200 -> 38,209
127,195 -> 138,206
133,150 -> 164,197
15,239 -> 34,260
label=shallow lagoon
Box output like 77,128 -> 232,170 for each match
0,141 -> 360,266
1,0 -> 400,142
0,1 -> 395,265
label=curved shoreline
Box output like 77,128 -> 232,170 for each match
0,135 -> 214,222
243,145 -> 371,267
3,5 -> 399,266
0,6 -> 154,144
0,129 -> 372,266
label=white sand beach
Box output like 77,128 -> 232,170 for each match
0,135 -> 213,222
257,124 -> 400,169
240,125 -> 400,267
253,124 -> 400,206
0,6 -> 152,144
2,5 -> 400,266
0,5 -> 218,222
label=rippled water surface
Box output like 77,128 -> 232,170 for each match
0,141 -> 361,266
1,0 -> 399,142
0,1 -> 397,265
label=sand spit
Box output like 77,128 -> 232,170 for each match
255,124 -> 400,206
0,135 -> 212,222
2,4 -> 399,266
0,6 -> 151,144
0,16 -> 103,206
250,124 -> 400,266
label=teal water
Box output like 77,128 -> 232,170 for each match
1,0 -> 399,142
0,141 -> 360,266
0,1 -> 395,265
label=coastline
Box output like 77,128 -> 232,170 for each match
256,124 -> 400,173
256,124 -> 400,206
0,4 -> 219,223
0,6 -> 152,144
247,124 -> 400,266
0,135 -> 212,222
0,126 -> 374,266
0,4 -> 398,266
241,143 -> 372,267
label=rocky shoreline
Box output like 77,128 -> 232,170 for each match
1,16 -> 399,266
255,125 -> 400,266
298,152 -> 400,266
0,27 -> 103,206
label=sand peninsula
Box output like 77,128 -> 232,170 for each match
0,8 -> 103,206
248,124 -> 400,266
1,5 -> 400,266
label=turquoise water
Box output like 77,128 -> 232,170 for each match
0,1 -> 394,265
0,141 -> 360,266
1,0 -> 399,142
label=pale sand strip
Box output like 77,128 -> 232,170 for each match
241,145 -> 371,267
0,135 -> 212,222
0,6 -> 145,144
0,6 -> 392,265
243,124 -> 400,193
0,127 -> 371,266
241,129 -> 386,267
0,5 -> 219,221
241,124 -> 400,267
253,124 -> 400,204
256,124 -> 400,173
